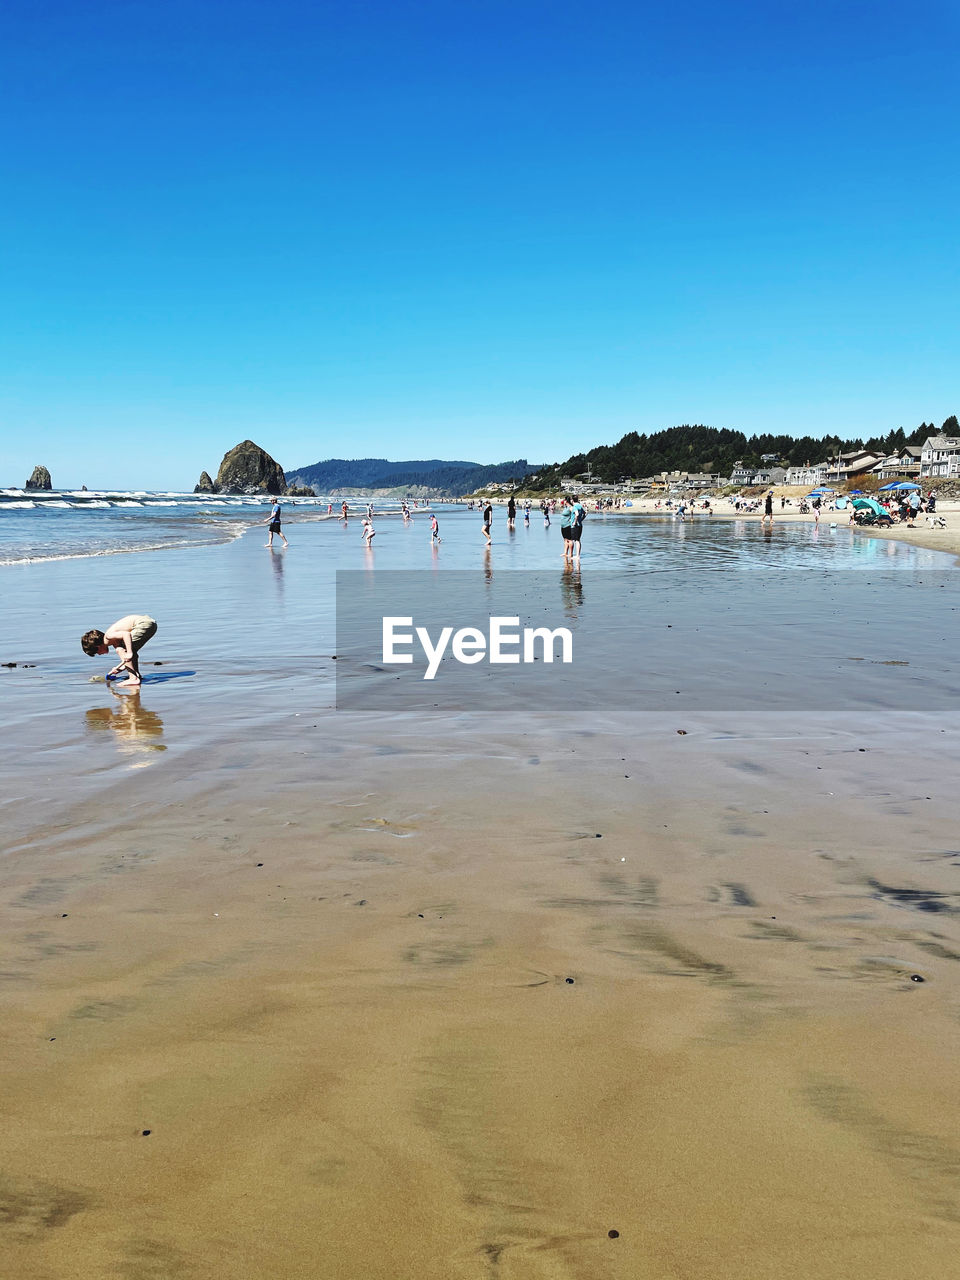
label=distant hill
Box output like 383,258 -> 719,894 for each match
285,457 -> 532,497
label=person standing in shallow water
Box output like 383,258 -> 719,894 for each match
762,490 -> 774,526
264,497 -> 288,548
81,614 -> 157,687
507,495 -> 516,530
482,501 -> 492,544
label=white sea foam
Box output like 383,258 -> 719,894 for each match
0,500 -> 37,509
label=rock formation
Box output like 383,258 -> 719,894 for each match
214,441 -> 288,495
26,465 -> 52,490
286,485 -> 317,497
194,471 -> 217,493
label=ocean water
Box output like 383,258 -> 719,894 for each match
2,500 -> 956,721
0,489 -> 410,564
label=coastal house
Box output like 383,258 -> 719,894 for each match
919,435 -> 960,479
730,461 -> 754,485
871,447 -> 923,480
822,451 -> 882,485
751,466 -> 787,485
786,462 -> 830,487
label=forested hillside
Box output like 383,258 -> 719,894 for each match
524,419 -> 957,489
286,457 -> 531,495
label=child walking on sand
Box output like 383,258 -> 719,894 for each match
81,614 -> 157,687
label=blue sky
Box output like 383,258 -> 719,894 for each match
1,0 -> 957,488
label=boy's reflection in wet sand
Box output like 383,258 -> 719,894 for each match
85,689 -> 166,766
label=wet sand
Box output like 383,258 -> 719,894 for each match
2,710 -> 960,1278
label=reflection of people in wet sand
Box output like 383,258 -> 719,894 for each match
82,614 -> 157,687
560,562 -> 583,618
85,689 -> 166,760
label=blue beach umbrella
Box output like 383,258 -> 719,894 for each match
879,481 -> 920,491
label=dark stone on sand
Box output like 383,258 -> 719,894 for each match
608,1230 -> 620,1239
141,1129 -> 152,1136
61,914 -> 68,918
215,440 -> 288,495
565,977 -> 575,984
911,974 -> 925,982
676,729 -> 687,735
26,464 -> 52,490
194,470 -> 218,493
256,862 -> 264,867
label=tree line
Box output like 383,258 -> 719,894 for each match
523,418 -> 959,489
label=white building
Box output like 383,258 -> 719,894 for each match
920,435 -> 960,479
786,462 -> 830,487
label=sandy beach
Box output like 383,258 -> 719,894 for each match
2,512 -> 959,1278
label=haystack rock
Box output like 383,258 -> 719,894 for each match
194,470 -> 218,493
26,465 -> 52,490
215,441 -> 287,495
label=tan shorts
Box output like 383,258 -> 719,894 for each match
130,616 -> 158,652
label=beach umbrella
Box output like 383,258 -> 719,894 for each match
852,497 -> 885,515
849,489 -> 863,495
879,481 -> 920,491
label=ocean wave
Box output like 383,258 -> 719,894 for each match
113,500 -> 144,507
0,523 -> 248,567
0,500 -> 37,509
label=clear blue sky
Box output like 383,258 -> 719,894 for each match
1,0 -> 957,489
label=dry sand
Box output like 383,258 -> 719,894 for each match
2,712 -> 960,1278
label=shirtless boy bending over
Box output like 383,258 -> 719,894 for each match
81,614 -> 157,687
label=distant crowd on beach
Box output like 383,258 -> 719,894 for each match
258,492 -> 596,559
